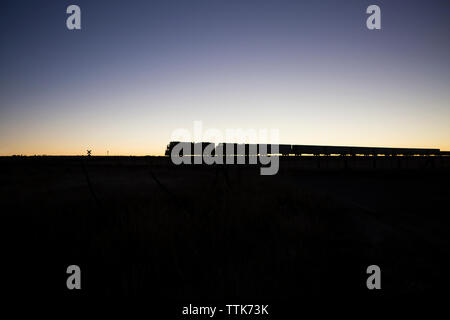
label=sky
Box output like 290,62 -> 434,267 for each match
0,0 -> 449,155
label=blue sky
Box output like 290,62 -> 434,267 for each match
1,0 -> 449,155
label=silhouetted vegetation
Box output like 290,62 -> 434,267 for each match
2,156 -> 450,298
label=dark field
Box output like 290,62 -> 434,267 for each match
2,156 -> 450,299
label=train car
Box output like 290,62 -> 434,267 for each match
166,141 -> 445,157
278,144 -> 292,156
324,146 -> 352,155
192,142 -> 214,155
292,145 -> 325,156
217,143 -> 237,155
166,142 -> 216,156
165,141 -> 180,156
246,144 -> 259,156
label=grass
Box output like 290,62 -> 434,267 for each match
2,156 -> 449,297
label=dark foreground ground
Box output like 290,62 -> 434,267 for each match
2,156 -> 450,302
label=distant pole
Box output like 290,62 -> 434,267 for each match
87,150 -> 92,157
107,150 -> 109,156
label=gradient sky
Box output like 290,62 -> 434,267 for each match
1,0 -> 449,155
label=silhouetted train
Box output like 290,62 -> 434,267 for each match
165,141 -> 450,157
